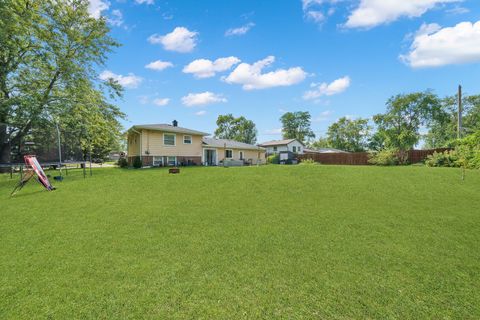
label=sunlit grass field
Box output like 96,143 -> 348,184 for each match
1,165 -> 479,319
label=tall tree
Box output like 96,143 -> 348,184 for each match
425,94 -> 480,148
372,92 -> 440,151
326,117 -> 371,152
309,136 -> 329,149
280,111 -> 315,143
0,0 -> 124,165
214,114 -> 257,144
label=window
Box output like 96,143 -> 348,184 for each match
167,156 -> 176,166
298,146 -> 301,152
164,133 -> 175,146
225,149 -> 233,158
153,156 -> 163,166
239,151 -> 244,160
273,146 -> 277,151
183,135 -> 192,144
293,146 -> 297,153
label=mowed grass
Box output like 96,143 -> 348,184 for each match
1,165 -> 479,319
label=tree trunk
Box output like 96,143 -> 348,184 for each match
0,124 -> 11,172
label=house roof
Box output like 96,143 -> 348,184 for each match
202,137 -> 265,151
258,139 -> 304,147
130,124 -> 209,136
304,148 -> 349,154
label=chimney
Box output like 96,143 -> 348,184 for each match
172,120 -> 178,127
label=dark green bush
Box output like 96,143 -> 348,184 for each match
132,156 -> 142,169
117,158 -> 128,168
368,149 -> 399,166
267,154 -> 280,164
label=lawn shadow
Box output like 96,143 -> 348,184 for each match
8,189 -> 47,199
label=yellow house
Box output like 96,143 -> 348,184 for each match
127,121 -> 265,166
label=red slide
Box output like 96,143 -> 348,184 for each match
24,155 -> 55,191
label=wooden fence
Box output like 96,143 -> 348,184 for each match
298,148 -> 450,165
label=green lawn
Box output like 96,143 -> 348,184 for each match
1,165 -> 479,319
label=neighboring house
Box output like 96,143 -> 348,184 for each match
259,139 -> 305,155
303,148 -> 349,154
127,121 -> 265,167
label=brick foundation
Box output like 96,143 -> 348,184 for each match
128,155 -> 202,167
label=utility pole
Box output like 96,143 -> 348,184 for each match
458,85 -> 463,139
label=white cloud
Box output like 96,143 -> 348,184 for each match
88,0 -> 110,19
145,60 -> 174,71
446,6 -> 470,15
108,9 -> 123,27
401,21 -> 480,68
416,22 -> 442,36
223,56 -> 307,90
183,56 -> 241,78
195,110 -> 207,116
312,110 -> 333,122
181,92 -> 227,107
152,98 -> 170,106
302,0 -> 324,10
302,0 -> 341,25
265,128 -> 282,135
345,0 -> 460,29
303,76 -> 351,100
225,23 -> 255,36
306,10 -> 326,23
344,114 -> 357,120
139,95 -> 149,104
135,0 -> 154,4
99,70 -> 142,89
148,27 -> 198,53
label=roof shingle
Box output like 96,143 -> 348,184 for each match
130,124 -> 209,136
202,137 -> 264,151
258,139 -> 302,147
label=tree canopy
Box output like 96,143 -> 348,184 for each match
0,0 -> 124,163
372,92 -> 440,151
280,111 -> 315,143
214,114 -> 257,144
326,117 -> 371,152
425,94 -> 480,148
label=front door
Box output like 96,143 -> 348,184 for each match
204,149 -> 216,166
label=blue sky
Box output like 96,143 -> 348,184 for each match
89,0 -> 480,142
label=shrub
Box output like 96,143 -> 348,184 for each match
299,158 -> 317,165
117,158 -> 128,168
267,154 -> 279,164
454,131 -> 480,170
425,150 -> 459,168
132,156 -> 142,169
368,149 -> 399,166
470,150 -> 480,169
